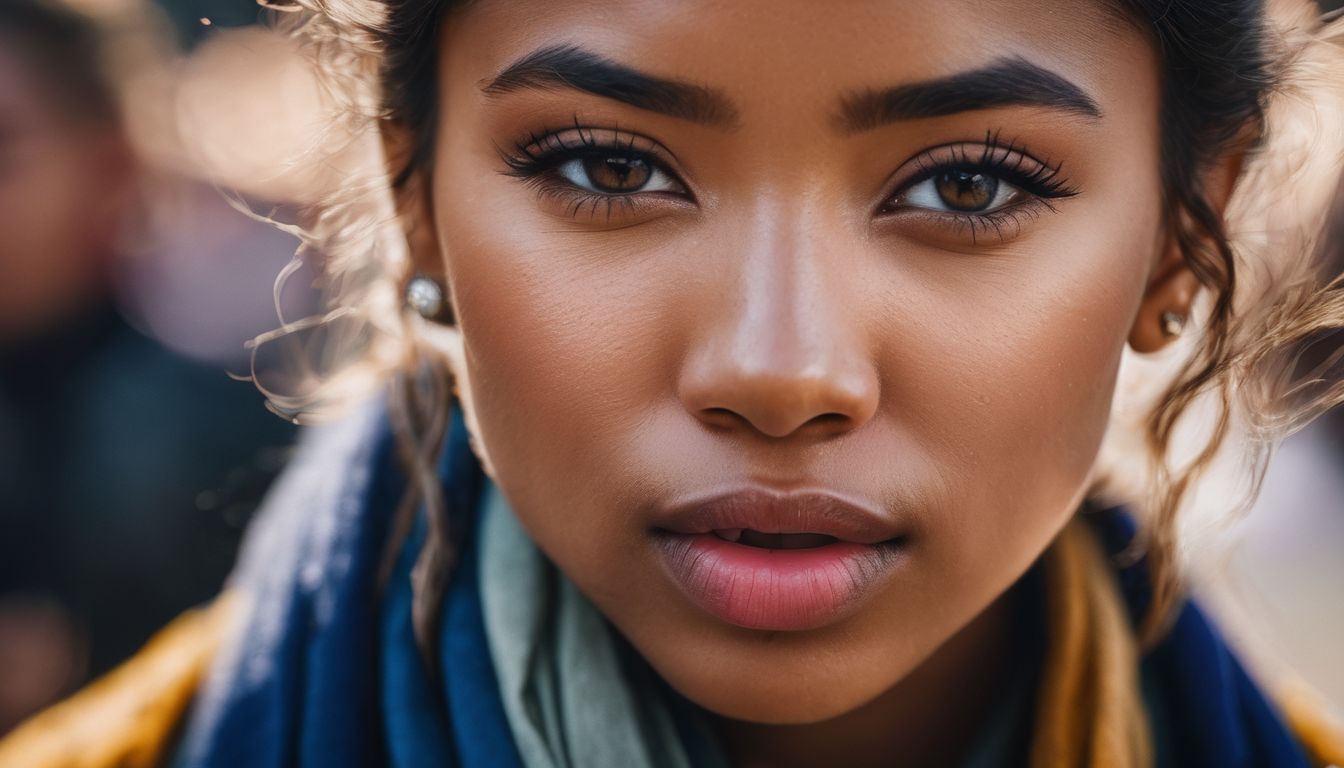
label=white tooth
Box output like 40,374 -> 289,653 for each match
716,528 -> 744,542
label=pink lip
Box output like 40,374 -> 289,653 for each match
649,488 -> 908,631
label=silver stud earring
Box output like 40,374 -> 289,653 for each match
1160,311 -> 1187,338
406,275 -> 446,320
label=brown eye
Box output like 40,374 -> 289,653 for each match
582,154 -> 652,192
556,150 -> 684,196
934,170 -> 999,212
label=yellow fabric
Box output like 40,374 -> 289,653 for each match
0,524 -> 1338,768
1277,678 -> 1344,768
0,594 -> 240,768
1031,519 -> 1153,768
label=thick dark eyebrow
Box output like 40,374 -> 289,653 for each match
481,44 -> 740,130
837,57 -> 1102,133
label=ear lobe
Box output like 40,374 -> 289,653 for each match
1129,250 -> 1202,353
1129,137 -> 1250,354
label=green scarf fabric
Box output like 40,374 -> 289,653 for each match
478,482 -> 731,768
475,482 -> 1043,768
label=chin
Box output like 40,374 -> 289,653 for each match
678,674 -> 880,725
645,635 -> 911,725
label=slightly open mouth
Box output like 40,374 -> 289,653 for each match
711,528 -> 839,549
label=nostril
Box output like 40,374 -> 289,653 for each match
695,407 -> 856,439
809,412 -> 851,428
678,348 -> 880,439
697,407 -> 748,432
790,412 -> 860,440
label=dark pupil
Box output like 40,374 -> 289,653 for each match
583,154 -> 652,192
934,170 -> 998,212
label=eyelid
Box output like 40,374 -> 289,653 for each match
554,156 -> 684,196
870,134 -> 1078,246
880,134 -> 1077,210
502,123 -> 689,187
497,122 -> 697,224
900,173 -> 1021,214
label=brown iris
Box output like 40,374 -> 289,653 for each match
582,153 -> 653,193
934,170 -> 999,212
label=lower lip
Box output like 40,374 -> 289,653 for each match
651,531 -> 906,631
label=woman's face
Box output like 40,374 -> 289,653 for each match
426,0 -> 1166,723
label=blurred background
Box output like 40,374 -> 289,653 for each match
0,0 -> 1341,738
0,0 -> 315,734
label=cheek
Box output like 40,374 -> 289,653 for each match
884,204 -> 1160,583
430,84 -> 1166,720
438,144 -> 1161,548
436,195 -> 682,556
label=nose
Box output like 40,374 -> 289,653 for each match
677,219 -> 880,440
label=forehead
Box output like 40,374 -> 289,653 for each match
441,0 -> 1153,120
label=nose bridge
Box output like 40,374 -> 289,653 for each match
735,204 -> 831,373
679,196 -> 879,439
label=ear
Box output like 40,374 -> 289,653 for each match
379,119 -> 493,476
380,121 -> 450,315
1129,144 -> 1248,354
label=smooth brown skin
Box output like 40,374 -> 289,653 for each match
400,1 -> 1240,765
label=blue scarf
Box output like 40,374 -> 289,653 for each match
176,398 -> 1315,767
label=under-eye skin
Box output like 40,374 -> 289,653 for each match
879,133 -> 1079,245
498,121 -> 692,223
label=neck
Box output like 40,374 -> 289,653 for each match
709,575 -> 1039,768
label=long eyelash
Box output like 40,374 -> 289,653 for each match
497,115 -> 658,182
884,130 -> 1078,245
905,129 -> 1079,202
496,117 -> 682,222
943,203 -> 1050,247
499,116 -> 597,177
539,188 -> 641,224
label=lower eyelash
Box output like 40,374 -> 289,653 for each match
506,124 -> 1072,236
881,131 -> 1077,243
498,122 -> 687,221
531,182 -> 643,223
935,199 -> 1053,246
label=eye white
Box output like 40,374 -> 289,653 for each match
555,156 -> 681,194
901,173 -> 1020,213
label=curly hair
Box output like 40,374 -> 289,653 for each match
244,0 -> 1344,659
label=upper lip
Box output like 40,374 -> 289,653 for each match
651,487 -> 905,545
